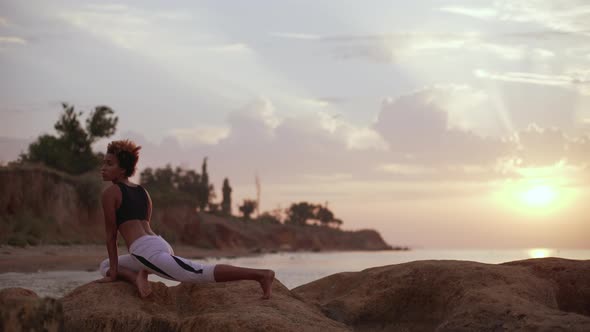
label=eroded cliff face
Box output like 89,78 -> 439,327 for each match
0,166 -> 393,251
0,166 -> 104,244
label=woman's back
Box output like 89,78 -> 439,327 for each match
102,181 -> 155,249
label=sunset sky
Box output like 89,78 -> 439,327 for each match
1,1 -> 589,249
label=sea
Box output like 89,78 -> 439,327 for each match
1,248 -> 588,298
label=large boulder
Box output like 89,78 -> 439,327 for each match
0,287 -> 64,332
60,278 -> 349,332
292,258 -> 590,332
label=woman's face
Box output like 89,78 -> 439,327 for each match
101,153 -> 125,182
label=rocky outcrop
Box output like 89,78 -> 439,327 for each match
0,287 -> 64,332
292,257 -> 590,332
60,279 -> 348,332
1,258 -> 589,331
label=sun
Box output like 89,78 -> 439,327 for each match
520,185 -> 558,207
491,179 -> 574,217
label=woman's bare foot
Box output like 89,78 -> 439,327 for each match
135,269 -> 152,298
259,270 -> 275,299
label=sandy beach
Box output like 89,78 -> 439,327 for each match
0,244 -> 257,273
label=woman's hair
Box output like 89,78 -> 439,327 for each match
106,140 -> 142,177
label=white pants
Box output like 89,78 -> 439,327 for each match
99,235 -> 216,283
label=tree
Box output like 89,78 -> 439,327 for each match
331,218 -> 343,228
20,103 -> 118,174
85,106 -> 118,142
285,202 -> 316,226
221,178 -> 232,216
197,157 -> 214,211
238,199 -> 257,220
316,205 -> 335,227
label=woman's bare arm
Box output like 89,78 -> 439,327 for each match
101,186 -> 119,280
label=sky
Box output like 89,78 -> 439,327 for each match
1,0 -> 590,249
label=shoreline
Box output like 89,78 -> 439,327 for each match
0,244 -> 260,273
0,244 -> 403,273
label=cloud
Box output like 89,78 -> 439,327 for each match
440,1 -> 590,35
373,86 -> 515,165
0,36 -> 26,45
205,43 -> 252,53
270,32 -> 321,40
87,93 -> 590,200
475,69 -> 590,95
170,125 -> 230,146
0,17 -> 7,26
510,123 -> 590,167
440,6 -> 498,19
516,124 -> 567,166
314,32 -> 535,63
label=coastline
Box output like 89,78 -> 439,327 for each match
0,244 -> 260,273
0,244 -> 405,273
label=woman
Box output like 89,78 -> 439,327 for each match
96,140 -> 275,299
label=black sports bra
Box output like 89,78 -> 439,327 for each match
115,182 -> 149,227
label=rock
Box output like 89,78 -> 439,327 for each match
0,287 -> 64,332
292,258 -> 590,332
60,279 -> 349,332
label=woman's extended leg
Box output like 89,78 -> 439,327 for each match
136,252 -> 276,299
213,264 -> 275,299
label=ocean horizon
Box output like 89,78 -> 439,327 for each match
1,248 -> 588,298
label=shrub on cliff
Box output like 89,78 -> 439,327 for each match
238,199 -> 258,220
285,202 -> 343,227
139,161 -> 215,209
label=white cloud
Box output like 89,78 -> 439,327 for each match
301,173 -> 353,181
0,36 -> 26,45
475,69 -> 590,95
270,32 -> 321,40
441,1 -> 590,35
344,127 -> 389,151
206,43 -> 251,53
300,98 -> 331,108
533,48 -> 555,58
170,125 -> 230,146
323,32 -> 529,63
439,6 -> 498,19
84,4 -> 129,12
377,163 -> 437,175
0,17 -> 8,26
58,8 -> 150,50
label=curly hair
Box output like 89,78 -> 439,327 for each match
106,140 -> 142,177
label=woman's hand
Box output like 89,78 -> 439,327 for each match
94,275 -> 117,283
94,268 -> 118,283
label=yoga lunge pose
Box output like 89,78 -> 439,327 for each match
95,140 -> 275,299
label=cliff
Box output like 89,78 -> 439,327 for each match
2,258 -> 589,331
0,165 -> 393,251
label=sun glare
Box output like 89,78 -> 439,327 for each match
491,177 -> 576,217
528,248 -> 553,258
520,185 -> 557,207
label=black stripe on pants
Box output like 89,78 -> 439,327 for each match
172,255 -> 203,274
132,254 -> 174,279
